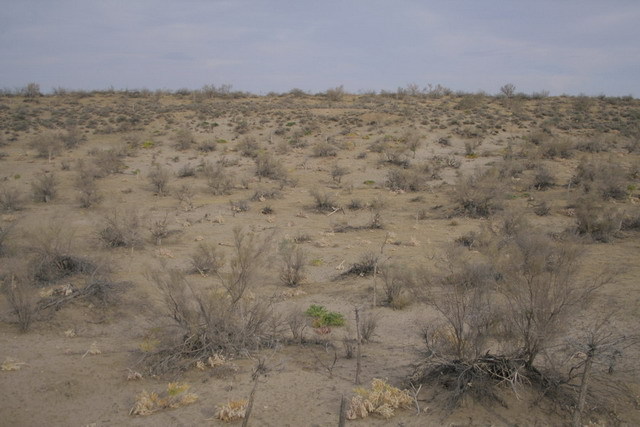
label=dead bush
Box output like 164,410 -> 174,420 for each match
309,188 -> 338,212
0,224 -> 14,257
286,309 -> 308,344
1,270 -> 35,332
531,164 -> 555,190
330,163 -> 349,184
29,132 -> 62,162
31,171 -> 58,202
278,241 -> 307,287
98,210 -> 144,248
189,243 -> 224,276
385,168 -> 425,192
453,169 -> 503,217
572,158 -> 628,200
75,169 -> 102,208
61,126 -> 86,149
145,231 -> 275,372
201,161 -> 234,195
574,197 -> 622,242
255,152 -> 287,181
540,138 -> 573,159
148,164 -> 171,196
380,264 -> 414,309
238,136 -> 261,158
172,128 -> 195,150
341,252 -> 378,278
92,148 -> 125,175
27,221 -> 96,284
0,185 -> 24,211
312,141 -> 337,157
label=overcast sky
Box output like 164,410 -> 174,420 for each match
1,0 -> 639,96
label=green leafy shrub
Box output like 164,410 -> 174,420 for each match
305,304 -> 345,327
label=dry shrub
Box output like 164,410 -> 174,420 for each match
380,264 -> 414,309
309,189 -> 338,212
27,221 -> 96,284
255,152 -> 287,180
540,137 -> 573,159
215,399 -> 248,422
531,164 -> 555,190
1,271 -> 35,332
189,243 -> 224,276
346,379 -> 412,420
385,168 -> 425,192
145,228 -> 275,372
453,168 -> 503,217
572,157 -> 628,200
312,141 -> 337,157
574,197 -> 622,242
279,241 -> 307,287
286,309 -> 308,344
201,161 -> 234,195
172,128 -> 195,150
148,164 -> 171,196
31,171 -> 57,202
29,132 -> 62,161
0,224 -> 14,257
237,136 -> 261,158
130,382 -> 198,416
358,310 -> 379,342
0,185 -> 24,211
75,168 -> 102,208
92,148 -> 125,175
98,209 -> 144,248
341,252 -> 378,278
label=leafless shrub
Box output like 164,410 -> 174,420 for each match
532,164 -> 555,190
148,164 -> 171,196
403,131 -> 422,158
98,209 -> 144,248
380,264 -> 414,309
29,132 -> 62,162
312,141 -> 338,157
145,230 -> 275,372
453,169 -> 503,217
255,152 -> 287,180
309,189 -> 338,212
330,163 -> 349,184
385,168 -> 425,192
496,230 -> 608,367
61,126 -> 86,149
238,136 -> 261,158
0,224 -> 15,257
149,214 -> 174,245
573,197 -> 622,242
172,128 -> 195,150
26,221 -> 96,284
286,309 -> 308,344
0,185 -> 24,211
325,85 -> 345,102
279,241 -> 307,287
540,138 -> 573,159
572,158 -> 628,200
250,188 -> 281,201
75,169 -> 102,208
31,171 -> 57,202
177,163 -> 196,178
201,161 -> 234,195
92,148 -> 125,175
2,271 -> 35,332
189,243 -> 224,276
358,310 -> 379,342
341,252 -> 378,278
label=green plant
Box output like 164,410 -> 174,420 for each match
305,305 -> 345,327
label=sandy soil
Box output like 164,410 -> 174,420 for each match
1,92 -> 639,426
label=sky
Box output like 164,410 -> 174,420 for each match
1,0 -> 639,96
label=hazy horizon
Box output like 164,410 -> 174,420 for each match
2,1 -> 639,97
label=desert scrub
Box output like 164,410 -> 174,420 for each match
305,304 -> 345,327
346,379 -> 412,419
129,382 -> 198,416
98,209 -> 144,248
31,171 -> 57,202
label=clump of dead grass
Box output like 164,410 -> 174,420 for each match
215,399 -> 248,422
346,379 -> 412,420
129,382 -> 198,416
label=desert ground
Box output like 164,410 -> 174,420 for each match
1,88 -> 639,426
